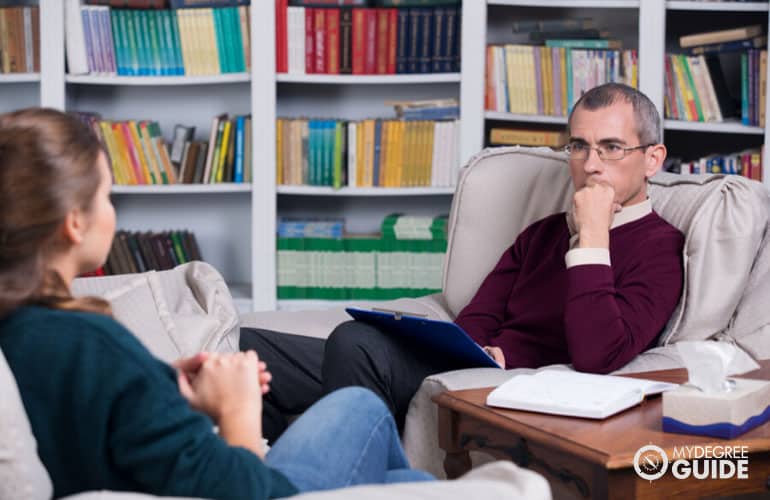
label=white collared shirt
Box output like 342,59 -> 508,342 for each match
564,199 -> 652,268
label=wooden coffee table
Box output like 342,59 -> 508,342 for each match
434,360 -> 770,499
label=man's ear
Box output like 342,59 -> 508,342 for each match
61,208 -> 86,246
645,143 -> 667,179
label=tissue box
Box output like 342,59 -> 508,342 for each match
662,378 -> 770,439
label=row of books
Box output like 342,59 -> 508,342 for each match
485,44 -> 638,117
277,214 -> 448,300
742,50 -> 767,127
276,117 -> 459,188
0,6 -> 39,74
85,0 -> 249,7
89,229 -> 203,277
66,2 -> 251,76
174,114 -> 253,184
673,148 -> 763,180
75,112 -> 179,185
665,54 -> 733,123
276,3 -> 460,75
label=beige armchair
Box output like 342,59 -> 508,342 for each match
240,146 -> 770,477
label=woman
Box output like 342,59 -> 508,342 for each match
0,108 -> 432,499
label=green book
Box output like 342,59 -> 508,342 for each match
741,53 -> 749,125
170,231 -> 188,263
545,39 -> 622,49
146,10 -> 163,75
135,10 -> 151,75
679,55 -> 704,121
229,7 -> 245,72
123,9 -> 140,75
212,8 -> 228,73
168,9 -> 184,75
209,119 -> 227,183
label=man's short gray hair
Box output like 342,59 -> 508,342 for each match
567,83 -> 661,145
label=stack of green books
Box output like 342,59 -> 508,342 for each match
277,214 -> 448,300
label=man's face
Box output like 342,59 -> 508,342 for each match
568,100 -> 662,207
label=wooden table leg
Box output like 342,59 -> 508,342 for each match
437,405 -> 473,478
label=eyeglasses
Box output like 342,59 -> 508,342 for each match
564,142 -> 655,161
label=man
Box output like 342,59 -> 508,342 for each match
241,83 -> 685,442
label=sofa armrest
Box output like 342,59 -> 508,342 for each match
290,462 -> 550,500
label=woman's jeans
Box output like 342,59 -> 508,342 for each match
266,387 -> 434,492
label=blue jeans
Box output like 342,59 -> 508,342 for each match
265,387 -> 434,493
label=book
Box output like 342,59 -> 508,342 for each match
511,17 -> 593,34
544,39 -> 621,49
487,370 -> 678,419
679,24 -> 764,49
688,35 -> 767,56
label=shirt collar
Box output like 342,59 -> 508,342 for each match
566,198 -> 652,236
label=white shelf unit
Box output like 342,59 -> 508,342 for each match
66,73 -> 251,86
666,1 -> 769,12
257,2 -> 465,310
15,0 -> 768,312
276,186 -> 455,196
0,73 -> 40,83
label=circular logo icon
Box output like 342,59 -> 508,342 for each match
634,445 -> 669,481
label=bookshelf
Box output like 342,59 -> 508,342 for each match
463,0 -> 769,181
4,0 -> 766,312
0,0 -> 43,113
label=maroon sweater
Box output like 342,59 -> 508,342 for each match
455,212 -> 684,373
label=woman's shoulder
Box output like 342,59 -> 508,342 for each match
2,305 -> 143,357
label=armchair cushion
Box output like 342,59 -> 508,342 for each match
72,262 -> 240,363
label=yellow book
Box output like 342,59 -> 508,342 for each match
127,121 -> 156,184
406,121 -> 417,187
414,121 -> 425,187
276,118 -> 284,184
111,123 -> 139,184
761,50 -> 767,128
422,121 -> 438,186
215,119 -> 232,182
362,119 -> 375,187
239,6 -> 251,71
542,46 -> 553,116
98,121 -> 126,185
176,10 -> 194,76
202,8 -> 219,75
355,120 -> 364,187
526,46 -> 537,114
391,121 -> 404,188
490,128 -> 568,147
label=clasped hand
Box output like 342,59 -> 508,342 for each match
173,351 -> 271,422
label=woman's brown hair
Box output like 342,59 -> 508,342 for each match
0,108 -> 111,318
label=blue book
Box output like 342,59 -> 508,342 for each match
431,7 -> 446,73
346,308 -> 501,369
396,9 -> 409,74
407,9 -> 421,74
234,115 -> 245,183
418,8 -> 434,74
689,36 -> 767,56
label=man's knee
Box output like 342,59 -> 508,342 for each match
325,320 -> 376,361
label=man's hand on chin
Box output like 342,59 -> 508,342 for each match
573,180 -> 620,249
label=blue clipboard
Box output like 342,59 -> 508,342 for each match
345,307 -> 501,369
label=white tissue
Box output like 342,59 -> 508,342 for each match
676,341 -> 760,394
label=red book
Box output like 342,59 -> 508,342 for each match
364,8 -> 377,74
314,8 -> 326,73
305,8 -> 315,73
386,8 -> 397,74
275,0 -> 288,73
375,9 -> 388,74
326,8 -> 340,74
351,8 -> 366,74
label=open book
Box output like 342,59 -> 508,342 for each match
486,370 -> 679,419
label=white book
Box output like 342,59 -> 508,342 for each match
65,0 -> 89,75
486,370 -> 678,419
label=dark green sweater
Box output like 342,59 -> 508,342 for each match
0,305 -> 298,500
